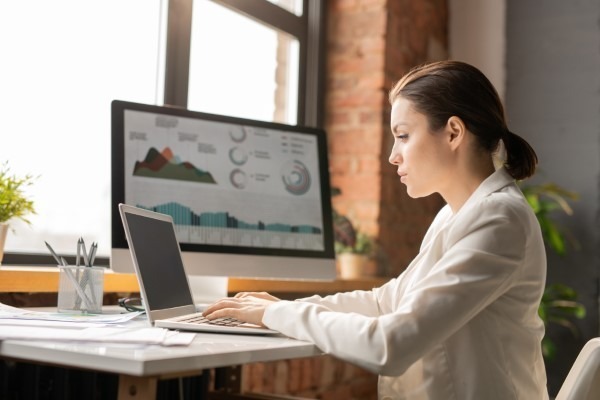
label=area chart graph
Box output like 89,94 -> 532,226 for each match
141,201 -> 321,234
133,147 -> 216,184
139,201 -> 324,250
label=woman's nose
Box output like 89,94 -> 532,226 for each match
389,147 -> 401,165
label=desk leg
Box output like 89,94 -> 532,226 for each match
117,374 -> 157,400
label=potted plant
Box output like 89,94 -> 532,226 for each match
335,230 -> 377,279
0,162 -> 36,264
331,187 -> 379,279
520,182 -> 585,360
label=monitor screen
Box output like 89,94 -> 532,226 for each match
111,100 -> 336,280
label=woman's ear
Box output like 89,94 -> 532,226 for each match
446,116 -> 466,150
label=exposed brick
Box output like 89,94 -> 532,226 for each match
299,358 -> 313,391
322,384 -> 353,400
287,359 -> 301,392
358,36 -> 386,55
354,200 -> 381,221
358,0 -> 387,11
273,361 -> 288,393
331,0 -> 359,12
328,109 -> 353,126
359,109 -> 382,124
262,362 -> 276,392
246,363 -> 265,393
328,0 -> 447,279
328,129 -> 382,155
319,356 -> 337,388
359,154 -> 382,173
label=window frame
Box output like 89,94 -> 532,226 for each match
165,0 -> 326,127
3,0 -> 326,266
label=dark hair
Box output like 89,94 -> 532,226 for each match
389,60 -> 537,180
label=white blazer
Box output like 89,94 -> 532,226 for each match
263,168 -> 549,399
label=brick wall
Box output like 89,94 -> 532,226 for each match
327,0 -> 447,277
242,356 -> 377,399
242,1 -> 449,399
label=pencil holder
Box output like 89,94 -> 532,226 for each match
57,266 -> 104,314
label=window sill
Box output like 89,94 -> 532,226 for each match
0,266 -> 138,293
0,265 -> 387,294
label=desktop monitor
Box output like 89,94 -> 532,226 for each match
111,100 -> 336,280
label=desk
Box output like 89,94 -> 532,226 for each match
0,320 -> 321,399
0,267 -> 386,398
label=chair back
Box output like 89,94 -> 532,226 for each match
556,338 -> 600,400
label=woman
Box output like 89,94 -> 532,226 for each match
204,60 -> 548,399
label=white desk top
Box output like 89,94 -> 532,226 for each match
0,332 -> 321,376
0,312 -> 322,377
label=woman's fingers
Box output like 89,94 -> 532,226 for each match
235,291 -> 280,301
203,297 -> 240,316
202,295 -> 276,327
205,306 -> 241,321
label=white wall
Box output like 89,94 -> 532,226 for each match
450,0 -> 600,394
505,0 -> 600,394
448,0 -> 506,100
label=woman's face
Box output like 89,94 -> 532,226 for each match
388,97 -> 453,198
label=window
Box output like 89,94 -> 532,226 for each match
266,0 -> 303,16
0,0 -> 164,261
0,0 -> 325,264
189,1 -> 299,124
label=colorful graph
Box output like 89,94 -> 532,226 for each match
140,201 -> 321,234
133,147 -> 216,184
281,160 -> 311,195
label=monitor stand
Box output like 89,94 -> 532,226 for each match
188,276 -> 229,309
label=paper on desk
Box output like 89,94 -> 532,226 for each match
0,325 -> 195,346
0,319 -> 111,329
163,330 -> 197,346
0,302 -> 143,324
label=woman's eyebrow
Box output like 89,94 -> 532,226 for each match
391,122 -> 409,132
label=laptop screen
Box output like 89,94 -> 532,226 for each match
123,212 -> 195,310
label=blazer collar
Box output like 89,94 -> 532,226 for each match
455,167 -> 515,215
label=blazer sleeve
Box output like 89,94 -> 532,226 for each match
296,277 -> 400,317
262,198 -> 530,376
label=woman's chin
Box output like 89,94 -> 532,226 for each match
406,187 -> 431,199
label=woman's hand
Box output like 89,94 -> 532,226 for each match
234,291 -> 280,301
202,292 -> 280,327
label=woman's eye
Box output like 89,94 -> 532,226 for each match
396,134 -> 409,141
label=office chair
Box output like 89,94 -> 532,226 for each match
556,338 -> 600,400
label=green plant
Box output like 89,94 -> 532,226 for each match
335,231 -> 376,255
538,283 -> 586,360
522,183 -> 580,256
331,187 -> 357,249
520,182 -> 585,360
331,187 -> 377,256
0,162 -> 37,224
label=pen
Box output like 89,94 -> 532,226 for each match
81,239 -> 89,267
44,241 -> 63,266
76,238 -> 82,267
88,242 -> 97,267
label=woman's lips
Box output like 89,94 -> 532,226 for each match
397,171 -> 407,183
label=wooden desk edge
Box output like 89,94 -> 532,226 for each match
0,266 -> 388,294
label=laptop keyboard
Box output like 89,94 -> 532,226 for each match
173,312 -> 243,327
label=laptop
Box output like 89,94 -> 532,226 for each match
118,203 -> 277,335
